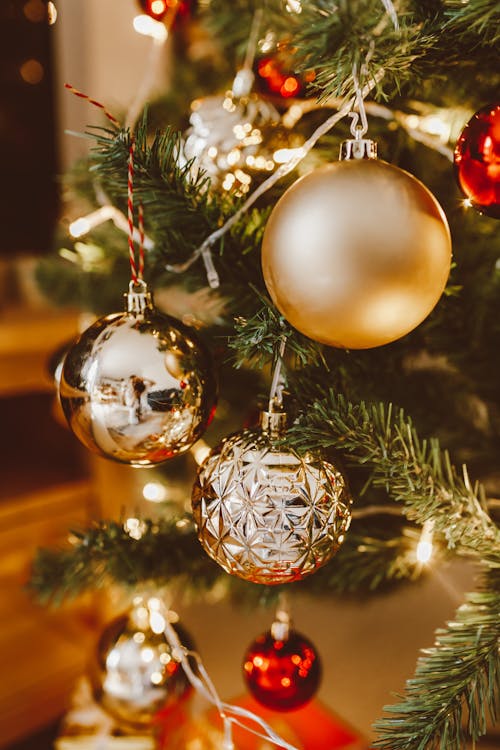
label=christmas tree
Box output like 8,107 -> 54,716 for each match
29,1 -> 499,748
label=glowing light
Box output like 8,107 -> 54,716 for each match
160,652 -> 172,665
141,647 -> 155,663
226,149 -> 241,166
416,521 -> 434,564
133,631 -> 146,643
47,2 -> 57,24
281,77 -> 300,96
150,610 -> 166,634
151,0 -> 167,13
133,14 -> 168,41
421,114 -> 450,141
20,59 -> 44,85
285,0 -> 302,12
69,206 -> 115,238
69,218 -> 91,238
151,671 -> 163,685
281,677 -> 291,687
253,656 -> 264,667
106,648 -> 120,669
406,115 -> 420,129
143,481 -> 168,502
124,517 -> 146,539
416,538 -> 433,563
462,198 -> 473,208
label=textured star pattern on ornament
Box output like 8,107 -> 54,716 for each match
192,429 -> 352,584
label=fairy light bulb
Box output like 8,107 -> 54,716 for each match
416,521 -> 434,564
133,14 -> 168,41
142,481 -> 168,502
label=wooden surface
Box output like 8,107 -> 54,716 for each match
0,304 -> 100,748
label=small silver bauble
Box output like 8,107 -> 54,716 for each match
191,411 -> 352,584
60,283 -> 217,466
91,597 -> 192,732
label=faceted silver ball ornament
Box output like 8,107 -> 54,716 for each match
59,288 -> 217,466
191,415 -> 352,584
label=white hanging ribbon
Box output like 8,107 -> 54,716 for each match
163,619 -> 301,750
380,0 -> 399,30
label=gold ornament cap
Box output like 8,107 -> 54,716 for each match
340,137 -> 377,160
260,409 -> 287,437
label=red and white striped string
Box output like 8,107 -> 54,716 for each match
64,83 -> 121,128
127,141 -> 145,285
65,83 -> 145,285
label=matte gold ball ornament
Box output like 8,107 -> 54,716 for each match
262,141 -> 452,349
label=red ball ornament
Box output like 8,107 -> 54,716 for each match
137,0 -> 194,23
243,629 -> 321,711
454,103 -> 500,218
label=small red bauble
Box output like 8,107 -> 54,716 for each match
137,0 -> 194,23
243,629 -> 321,711
454,103 -> 500,218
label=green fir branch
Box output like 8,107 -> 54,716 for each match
30,511 -> 432,603
286,391 -> 500,560
229,293 -> 326,369
374,567 -> 500,750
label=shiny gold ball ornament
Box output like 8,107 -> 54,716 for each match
262,152 -> 452,349
59,283 -> 217,466
91,597 -> 192,732
192,411 -> 352,584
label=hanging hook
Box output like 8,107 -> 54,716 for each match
348,62 -> 369,139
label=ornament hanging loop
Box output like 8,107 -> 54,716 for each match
349,64 -> 369,140
340,62 -> 377,161
126,278 -> 153,315
261,333 -> 288,437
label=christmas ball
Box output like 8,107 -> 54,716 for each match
91,600 -> 193,732
137,0 -> 169,21
243,629 -> 321,711
60,294 -> 217,466
183,90 -> 303,195
262,159 -> 452,349
454,103 -> 500,218
137,0 -> 194,23
191,415 -> 352,584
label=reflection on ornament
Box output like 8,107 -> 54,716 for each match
243,628 -> 321,711
183,694 -> 368,750
91,598 -> 193,732
192,412 -> 352,584
262,158 -> 452,349
454,103 -> 500,218
183,91 -> 304,195
60,286 -> 217,466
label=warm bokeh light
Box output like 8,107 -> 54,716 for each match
133,14 -> 168,41
143,481 -> 168,502
20,59 -> 44,85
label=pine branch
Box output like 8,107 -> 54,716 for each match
374,567 -> 500,750
30,510 -> 433,603
229,293 -> 326,369
286,391 -> 500,560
